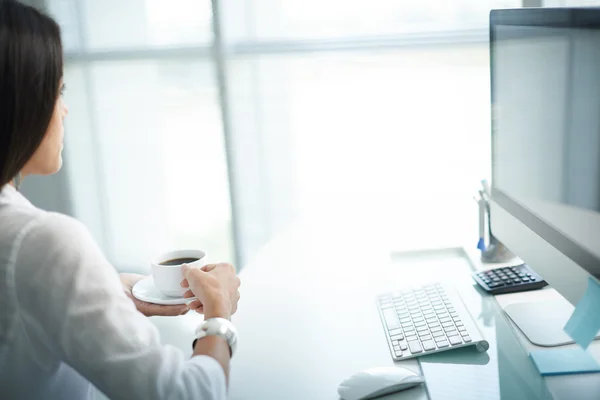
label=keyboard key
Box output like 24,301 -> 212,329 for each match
420,335 -> 432,341
433,330 -> 445,338
434,335 -> 447,342
422,340 -> 436,351
426,317 -> 438,323
408,340 -> 423,354
389,328 -> 403,337
417,326 -> 429,333
444,326 -> 456,333
390,334 -> 404,341
393,345 -> 400,351
455,321 -> 464,327
439,317 -> 451,323
395,350 -> 403,357
448,335 -> 462,345
513,278 -> 521,283
399,341 -> 408,350
521,278 -> 530,282
463,336 -> 472,343
442,321 -> 454,327
458,326 -> 467,332
383,309 -> 401,330
437,340 -> 450,348
460,331 -> 470,337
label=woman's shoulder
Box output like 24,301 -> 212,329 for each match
20,212 -> 96,256
0,206 -> 94,261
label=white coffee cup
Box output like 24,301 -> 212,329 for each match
151,249 -> 207,297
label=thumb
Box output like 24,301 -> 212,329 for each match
182,263 -> 192,278
182,263 -> 206,279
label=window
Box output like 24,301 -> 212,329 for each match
49,1 -> 232,273
47,0 -> 521,269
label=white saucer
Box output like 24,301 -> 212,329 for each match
132,276 -> 189,305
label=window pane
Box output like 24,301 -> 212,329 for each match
49,0 -> 212,52
63,60 -> 233,271
242,0 -> 521,40
229,45 -> 491,252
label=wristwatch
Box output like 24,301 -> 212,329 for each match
193,318 -> 238,357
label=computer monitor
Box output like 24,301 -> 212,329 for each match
490,8 -> 600,327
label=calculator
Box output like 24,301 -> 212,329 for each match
472,263 -> 548,295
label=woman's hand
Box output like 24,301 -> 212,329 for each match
120,273 -> 189,317
181,263 -> 241,319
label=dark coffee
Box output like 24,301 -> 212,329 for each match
159,257 -> 200,266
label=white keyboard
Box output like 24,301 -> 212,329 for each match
377,283 -> 489,360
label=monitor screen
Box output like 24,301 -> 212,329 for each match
492,17 -> 600,265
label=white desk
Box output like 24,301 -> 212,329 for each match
151,216 -> 600,400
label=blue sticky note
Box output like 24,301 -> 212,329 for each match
530,348 -> 600,376
564,277 -> 600,349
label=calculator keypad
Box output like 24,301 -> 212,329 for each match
473,264 -> 547,294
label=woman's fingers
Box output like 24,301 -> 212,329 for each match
183,290 -> 195,299
187,300 -> 202,310
180,278 -> 189,288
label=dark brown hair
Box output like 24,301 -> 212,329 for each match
0,0 -> 63,187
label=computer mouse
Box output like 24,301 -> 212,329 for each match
337,366 -> 425,400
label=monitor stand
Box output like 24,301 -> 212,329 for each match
504,299 -> 600,347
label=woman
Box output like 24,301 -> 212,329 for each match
0,1 -> 241,399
